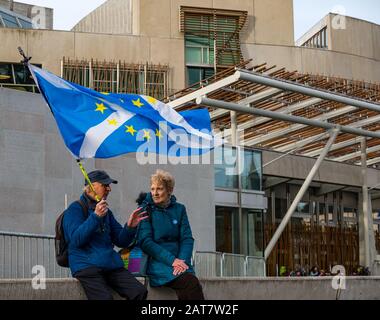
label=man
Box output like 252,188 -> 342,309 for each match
63,169 -> 148,300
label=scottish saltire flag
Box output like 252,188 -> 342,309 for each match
29,65 -> 219,159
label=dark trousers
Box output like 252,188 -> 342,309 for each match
74,267 -> 148,300
164,273 -> 205,300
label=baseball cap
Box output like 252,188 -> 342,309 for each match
85,170 -> 118,185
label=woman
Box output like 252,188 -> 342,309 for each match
137,169 -> 204,300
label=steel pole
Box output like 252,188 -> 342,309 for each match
196,97 -> 380,140
236,70 -> 380,114
264,128 -> 340,260
361,137 -> 370,267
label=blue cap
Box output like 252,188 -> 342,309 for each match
85,170 -> 118,185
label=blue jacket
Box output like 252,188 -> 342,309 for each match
63,193 -> 136,275
137,193 -> 195,287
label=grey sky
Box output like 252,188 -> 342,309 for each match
15,0 -> 380,41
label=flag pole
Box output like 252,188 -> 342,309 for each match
17,47 -> 101,203
76,159 -> 101,202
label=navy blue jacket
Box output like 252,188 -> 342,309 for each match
63,193 -> 136,275
137,193 -> 195,287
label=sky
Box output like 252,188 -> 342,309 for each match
12,0 -> 380,40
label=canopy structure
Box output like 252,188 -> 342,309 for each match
166,62 -> 380,264
166,62 -> 380,167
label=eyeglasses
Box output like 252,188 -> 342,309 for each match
101,184 -> 110,189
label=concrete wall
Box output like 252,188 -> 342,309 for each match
329,14 -> 380,61
0,88 -> 215,251
0,27 -> 186,93
1,277 -> 380,300
71,0 -> 132,35
1,26 -> 379,98
74,0 -> 294,45
242,43 -> 380,83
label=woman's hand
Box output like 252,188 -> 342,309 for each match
127,207 -> 149,228
172,258 -> 188,275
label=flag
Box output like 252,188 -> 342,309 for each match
29,65 -> 219,159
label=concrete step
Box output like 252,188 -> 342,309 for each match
1,277 -> 380,300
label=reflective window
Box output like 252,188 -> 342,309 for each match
1,12 -> 19,28
18,19 -> 32,29
215,206 -> 240,254
0,63 -> 14,83
186,66 -> 214,86
243,209 -> 264,257
241,149 -> 262,191
0,62 -> 40,92
214,146 -> 239,189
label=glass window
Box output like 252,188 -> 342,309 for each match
214,146 -> 239,189
275,198 -> 288,219
215,206 -> 240,254
241,149 -> 262,191
17,18 -> 32,29
186,66 -> 214,86
319,203 -> 327,225
243,209 -> 264,257
296,202 -> 310,214
185,46 -> 202,64
0,63 -> 14,83
327,204 -> 335,225
1,12 -> 20,28
13,64 -> 34,84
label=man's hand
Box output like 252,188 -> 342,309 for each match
127,207 -> 149,228
95,199 -> 108,217
172,258 -> 188,275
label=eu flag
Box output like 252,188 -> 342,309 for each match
29,65 -> 218,159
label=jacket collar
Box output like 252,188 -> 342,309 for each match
81,192 -> 97,211
144,192 -> 176,209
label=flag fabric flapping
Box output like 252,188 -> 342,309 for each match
29,65 -> 219,159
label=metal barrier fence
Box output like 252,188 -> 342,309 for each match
0,231 -> 70,279
0,231 -> 265,279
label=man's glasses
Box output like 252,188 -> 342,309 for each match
101,184 -> 110,189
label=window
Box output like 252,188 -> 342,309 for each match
215,206 -> 240,254
214,145 -> 239,189
0,62 -> 40,92
241,149 -> 262,191
243,209 -> 264,257
275,198 -> 288,220
343,207 -> 358,227
186,66 -> 214,86
185,35 -> 214,65
301,27 -> 328,49
62,59 -> 170,100
17,19 -> 33,29
0,12 -> 19,28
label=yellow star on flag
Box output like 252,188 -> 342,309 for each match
143,129 -> 151,141
108,119 -> 118,126
132,98 -> 144,108
147,96 -> 157,104
125,125 -> 137,136
95,102 -> 108,114
155,129 -> 163,140
100,92 -> 110,95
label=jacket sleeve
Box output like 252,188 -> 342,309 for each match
137,218 -> 176,267
177,205 -> 194,264
63,203 -> 102,248
108,212 -> 136,248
